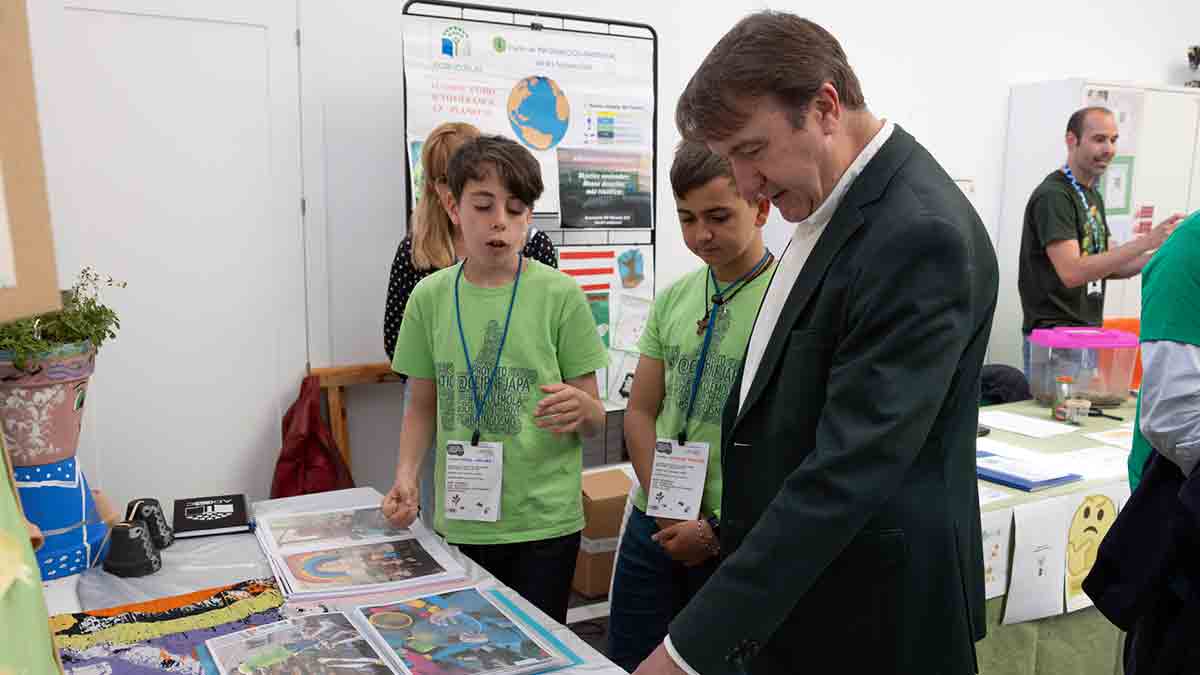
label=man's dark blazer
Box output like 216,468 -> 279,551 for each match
668,126 -> 998,674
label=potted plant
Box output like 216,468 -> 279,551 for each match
0,268 -> 124,467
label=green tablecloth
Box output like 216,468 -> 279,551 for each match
974,399 -> 1133,675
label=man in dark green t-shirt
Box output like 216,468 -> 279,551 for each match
1017,106 -> 1181,375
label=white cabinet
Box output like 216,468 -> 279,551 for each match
992,79 -> 1200,368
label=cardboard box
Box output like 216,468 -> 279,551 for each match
572,466 -> 632,597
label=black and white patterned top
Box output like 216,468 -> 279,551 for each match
383,229 -> 558,360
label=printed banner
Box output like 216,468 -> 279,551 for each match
403,16 -> 654,226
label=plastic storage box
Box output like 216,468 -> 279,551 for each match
1027,327 -> 1139,408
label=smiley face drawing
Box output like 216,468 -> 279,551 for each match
1066,494 -> 1117,597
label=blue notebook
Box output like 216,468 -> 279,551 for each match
976,451 -> 1083,492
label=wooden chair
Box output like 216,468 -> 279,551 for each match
308,363 -> 403,469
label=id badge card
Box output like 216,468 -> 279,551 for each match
645,439 -> 710,520
1087,280 -> 1103,299
444,440 -> 503,522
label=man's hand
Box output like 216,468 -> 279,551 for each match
632,643 -> 689,675
652,519 -> 714,567
381,476 -> 420,527
1136,213 -> 1185,249
534,383 -> 602,434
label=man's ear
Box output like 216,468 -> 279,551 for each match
754,196 -> 770,227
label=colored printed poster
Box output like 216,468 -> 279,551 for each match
403,16 -> 654,224
557,147 -> 652,228
283,539 -> 446,593
207,612 -> 392,675
359,587 -> 565,675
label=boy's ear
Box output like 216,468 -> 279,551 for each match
754,196 -> 771,227
443,192 -> 461,226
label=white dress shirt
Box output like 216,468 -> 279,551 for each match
738,120 -> 894,411
663,120 -> 895,675
1140,340 -> 1200,475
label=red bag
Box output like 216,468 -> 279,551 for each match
270,375 -> 354,498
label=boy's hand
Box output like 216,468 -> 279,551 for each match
381,478 -> 420,528
534,383 -> 601,434
652,519 -> 715,566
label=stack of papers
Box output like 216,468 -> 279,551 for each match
206,612 -> 393,674
976,439 -> 1082,492
254,505 -> 466,601
205,586 -> 576,675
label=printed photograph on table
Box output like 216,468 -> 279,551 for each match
262,506 -> 411,550
358,587 -> 567,675
284,539 -> 446,593
206,612 -> 393,675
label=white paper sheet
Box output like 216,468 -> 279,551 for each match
1063,481 -> 1130,612
1004,495 -> 1073,624
979,484 -> 1016,508
1083,424 -> 1135,449
978,411 -> 1078,439
612,294 -> 651,352
1047,446 -> 1131,481
981,508 -> 1014,600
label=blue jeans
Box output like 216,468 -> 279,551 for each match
608,507 -> 719,672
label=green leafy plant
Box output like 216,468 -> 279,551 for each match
0,267 -> 125,369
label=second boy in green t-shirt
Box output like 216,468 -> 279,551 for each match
385,135 -> 608,624
608,141 -> 775,671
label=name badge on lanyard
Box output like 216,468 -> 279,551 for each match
647,256 -> 769,520
444,440 -> 503,522
447,255 -> 523,522
646,439 -> 709,520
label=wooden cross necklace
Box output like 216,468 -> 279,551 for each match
697,249 -> 774,335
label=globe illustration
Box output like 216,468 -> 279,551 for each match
507,76 -> 569,151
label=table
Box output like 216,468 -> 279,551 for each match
974,399 -> 1135,675
65,487 -> 624,675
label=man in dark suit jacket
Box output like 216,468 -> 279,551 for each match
633,12 -> 998,675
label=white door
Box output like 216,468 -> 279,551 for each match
1104,89 -> 1200,318
26,0 -> 306,506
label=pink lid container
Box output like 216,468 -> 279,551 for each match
1028,327 -> 1138,350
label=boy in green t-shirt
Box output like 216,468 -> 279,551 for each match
383,135 -> 608,623
608,141 -> 774,671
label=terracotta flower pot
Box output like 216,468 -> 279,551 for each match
0,342 -> 95,467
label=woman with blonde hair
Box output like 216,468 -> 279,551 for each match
382,122 -> 557,522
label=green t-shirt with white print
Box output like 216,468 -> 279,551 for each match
392,259 -> 608,545
631,262 -> 775,519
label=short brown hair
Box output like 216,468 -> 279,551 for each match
670,140 -> 738,200
447,135 -> 544,207
676,11 -> 866,141
1066,106 -> 1114,140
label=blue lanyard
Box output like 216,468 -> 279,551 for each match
1061,165 -> 1104,255
678,250 -> 772,444
454,255 -> 523,446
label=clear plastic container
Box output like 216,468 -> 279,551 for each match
1028,327 -> 1138,408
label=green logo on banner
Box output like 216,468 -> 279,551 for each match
492,36 -> 507,53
